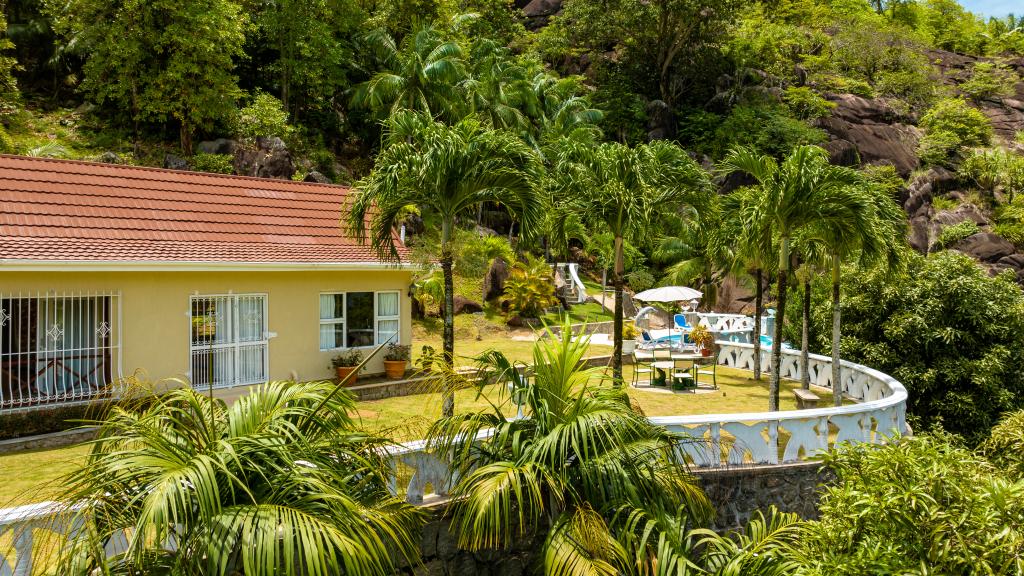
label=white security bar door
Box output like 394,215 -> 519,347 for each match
190,294 -> 268,389
0,292 -> 122,410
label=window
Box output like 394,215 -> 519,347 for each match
0,292 -> 122,409
319,291 -> 401,350
190,294 -> 268,389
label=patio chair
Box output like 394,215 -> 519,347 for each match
696,344 -> 720,389
673,314 -> 691,329
632,350 -> 655,387
671,357 -> 697,391
651,349 -> 673,386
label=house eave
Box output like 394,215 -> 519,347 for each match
0,259 -> 409,272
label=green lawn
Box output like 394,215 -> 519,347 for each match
0,362 -> 835,508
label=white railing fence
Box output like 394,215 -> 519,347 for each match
0,341 -> 908,573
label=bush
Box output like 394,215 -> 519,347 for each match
960,61 -> 1019,102
234,91 -> 292,142
782,86 -> 835,120
0,123 -> 13,153
504,257 -> 558,318
815,251 -> 1024,444
189,153 -> 234,174
982,410 -> 1024,480
713,104 -> 827,158
934,220 -> 979,250
916,130 -> 962,167
455,233 -> 516,278
919,98 -> 993,147
0,402 -> 108,440
626,269 -> 655,292
797,434 -> 1024,573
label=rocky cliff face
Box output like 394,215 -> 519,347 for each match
807,51 -> 1024,282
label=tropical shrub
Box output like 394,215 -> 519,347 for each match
626,268 -> 655,292
812,250 -> 1024,443
916,129 -> 962,167
234,91 -> 292,141
960,61 -> 1020,102
189,153 -> 234,174
783,86 -> 835,120
713,104 -> 827,158
503,257 -> 558,318
795,434 -> 1024,574
53,381 -> 424,575
456,232 -> 516,278
919,97 -> 993,147
427,327 -> 713,574
933,220 -> 979,250
983,410 -> 1024,480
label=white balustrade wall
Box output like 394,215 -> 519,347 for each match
0,342 -> 908,573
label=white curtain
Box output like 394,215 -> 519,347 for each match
376,292 -> 399,345
320,294 -> 344,349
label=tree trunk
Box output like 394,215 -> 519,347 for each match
801,276 -> 811,390
831,257 -> 842,407
612,235 -> 624,384
441,222 -> 455,418
769,238 -> 791,412
753,269 -> 762,381
180,120 -> 193,156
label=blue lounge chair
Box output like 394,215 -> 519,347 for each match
674,314 -> 691,329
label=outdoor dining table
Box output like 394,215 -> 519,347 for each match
649,351 -> 712,388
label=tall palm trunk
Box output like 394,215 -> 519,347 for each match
801,276 -> 811,390
441,221 -> 455,418
831,257 -> 842,407
769,237 -> 791,411
611,235 -> 625,384
753,269 -> 762,381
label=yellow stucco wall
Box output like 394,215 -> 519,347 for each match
0,269 -> 414,384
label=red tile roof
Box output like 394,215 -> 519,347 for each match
0,155 -> 410,266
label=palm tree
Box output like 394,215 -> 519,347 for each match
720,145 -> 866,411
722,186 -> 775,382
550,140 -> 711,382
351,18 -> 467,120
654,199 -> 737,311
427,326 -> 713,575
53,381 -> 423,575
801,181 -> 907,406
461,38 -> 532,131
348,111 -> 541,417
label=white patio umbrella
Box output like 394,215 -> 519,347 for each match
633,286 -> 703,303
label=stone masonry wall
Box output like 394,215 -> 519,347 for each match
396,461 -> 832,575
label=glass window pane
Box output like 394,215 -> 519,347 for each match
377,319 -> 399,345
320,294 -> 343,321
346,292 -> 374,347
377,292 -> 399,317
320,322 -> 344,350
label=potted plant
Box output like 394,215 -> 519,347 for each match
621,322 -> 639,354
689,324 -> 715,356
330,350 -> 362,385
383,343 -> 411,379
417,345 -> 436,373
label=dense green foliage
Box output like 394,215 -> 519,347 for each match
983,409 -> 1024,480
428,328 -> 714,574
812,251 -> 1024,443
934,219 -> 980,249
795,433 -> 1024,574
54,381 -> 424,575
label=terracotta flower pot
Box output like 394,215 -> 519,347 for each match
701,347 -> 713,357
335,366 -> 358,385
383,360 -> 407,380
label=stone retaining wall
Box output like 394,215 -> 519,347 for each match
397,461 -> 831,575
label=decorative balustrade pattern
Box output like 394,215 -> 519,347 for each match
0,342 -> 907,573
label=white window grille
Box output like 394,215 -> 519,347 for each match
190,294 -> 268,389
319,291 -> 401,350
0,291 -> 122,411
